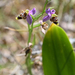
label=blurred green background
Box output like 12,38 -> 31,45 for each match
0,0 -> 75,75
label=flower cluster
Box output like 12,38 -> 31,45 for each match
16,8 -> 58,32
39,8 -> 57,32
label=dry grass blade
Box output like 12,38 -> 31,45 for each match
16,53 -> 25,56
4,27 -> 28,32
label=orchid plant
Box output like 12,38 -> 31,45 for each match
16,0 -> 58,75
15,0 -> 75,75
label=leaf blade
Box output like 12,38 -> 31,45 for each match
42,23 -> 75,75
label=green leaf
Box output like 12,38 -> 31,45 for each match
42,23 -> 75,75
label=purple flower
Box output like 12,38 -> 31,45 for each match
29,8 -> 36,15
43,8 -> 55,22
16,8 -> 36,25
27,8 -> 36,25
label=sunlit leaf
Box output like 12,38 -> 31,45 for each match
42,23 -> 75,75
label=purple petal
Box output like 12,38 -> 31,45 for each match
27,14 -> 32,25
29,8 -> 36,15
43,15 -> 51,22
51,9 -> 55,14
48,13 -> 51,17
46,8 -> 51,14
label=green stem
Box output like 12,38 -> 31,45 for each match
43,0 -> 48,13
28,21 -> 34,43
33,23 -> 41,28
34,0 -> 48,21
27,24 -> 33,75
28,24 -> 31,44
26,53 -> 33,75
31,21 -> 34,32
28,30 -> 32,43
34,12 -> 44,21
31,15 -> 35,20
26,0 -> 49,75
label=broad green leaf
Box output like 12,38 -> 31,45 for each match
42,23 -> 75,75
